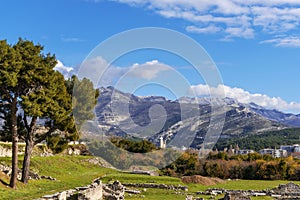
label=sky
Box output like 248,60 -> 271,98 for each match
1,0 -> 300,113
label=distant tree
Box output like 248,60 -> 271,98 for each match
68,75 -> 100,130
111,137 -> 157,153
45,75 -> 99,153
46,134 -> 69,154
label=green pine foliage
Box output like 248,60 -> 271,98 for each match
69,75 -> 100,131
0,38 -> 99,186
110,137 -> 158,153
215,128 -> 300,151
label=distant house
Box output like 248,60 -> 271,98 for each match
275,149 -> 288,158
259,148 -> 287,158
259,149 -> 274,157
280,144 -> 300,154
236,149 -> 255,155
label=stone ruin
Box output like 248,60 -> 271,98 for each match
122,183 -> 188,191
0,163 -> 53,181
271,182 -> 300,199
220,192 -> 251,200
37,179 -> 127,200
102,180 -> 125,200
194,182 -> 300,200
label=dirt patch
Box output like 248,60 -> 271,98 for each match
181,175 -> 225,186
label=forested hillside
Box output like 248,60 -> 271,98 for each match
215,128 -> 300,151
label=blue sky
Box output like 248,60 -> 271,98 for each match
1,0 -> 300,113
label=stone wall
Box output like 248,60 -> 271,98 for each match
0,142 -> 50,157
123,183 -> 188,191
0,163 -> 41,181
37,180 -> 191,200
77,179 -> 103,200
220,192 -> 251,200
103,180 -> 124,200
0,145 -> 12,157
38,178 -> 103,200
195,182 -> 300,200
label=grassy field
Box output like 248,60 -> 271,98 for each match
0,155 -> 299,200
0,156 -> 114,200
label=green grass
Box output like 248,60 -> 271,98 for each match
125,188 -> 185,200
123,179 -> 300,200
101,172 -> 182,185
0,155 -> 299,200
0,155 -> 115,200
186,179 -> 300,192
103,171 -> 300,200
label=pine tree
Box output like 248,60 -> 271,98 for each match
0,39 -> 23,188
0,39 -> 99,186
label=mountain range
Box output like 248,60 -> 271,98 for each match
93,87 -> 300,149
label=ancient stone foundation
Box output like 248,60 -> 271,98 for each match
37,179 -> 127,200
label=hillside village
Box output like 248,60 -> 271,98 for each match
1,136 -> 300,159
158,134 -> 300,159
220,144 -> 300,158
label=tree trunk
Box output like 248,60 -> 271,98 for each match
21,140 -> 33,184
9,96 -> 18,189
21,116 -> 37,184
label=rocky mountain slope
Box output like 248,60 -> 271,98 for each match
247,102 -> 300,127
93,87 -> 298,149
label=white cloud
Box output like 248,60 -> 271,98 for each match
61,37 -> 84,42
225,27 -> 255,39
252,6 -> 300,33
128,60 -> 171,80
260,36 -> 300,47
54,60 -> 75,78
111,0 -> 300,44
80,56 -> 172,86
232,0 -> 300,6
78,56 -> 125,86
186,25 -> 222,34
190,84 -> 300,113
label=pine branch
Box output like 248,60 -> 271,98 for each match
19,135 -> 25,141
0,86 -> 12,103
29,116 -> 37,134
23,114 -> 30,133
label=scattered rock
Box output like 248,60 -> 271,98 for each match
126,189 -> 141,194
0,163 -> 41,181
41,175 -> 56,181
220,192 -> 251,200
77,181 -> 103,200
123,183 -> 188,191
271,182 -> 300,199
103,180 -> 125,200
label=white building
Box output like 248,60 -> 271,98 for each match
280,144 -> 300,153
159,136 -> 166,149
259,148 -> 287,158
236,149 -> 255,155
